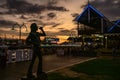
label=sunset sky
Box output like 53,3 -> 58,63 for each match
0,0 -> 120,39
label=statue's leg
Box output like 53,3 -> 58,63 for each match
27,49 -> 36,78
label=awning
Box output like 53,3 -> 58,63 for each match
75,4 -> 113,34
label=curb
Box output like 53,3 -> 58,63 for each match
46,57 -> 97,73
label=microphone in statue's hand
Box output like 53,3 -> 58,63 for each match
39,27 -> 43,30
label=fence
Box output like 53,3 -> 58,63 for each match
7,49 -> 33,63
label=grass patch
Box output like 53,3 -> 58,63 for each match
70,58 -> 120,80
47,58 -> 120,80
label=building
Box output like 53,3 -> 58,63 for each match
75,3 -> 120,48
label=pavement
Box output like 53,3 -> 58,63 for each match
0,54 -> 96,80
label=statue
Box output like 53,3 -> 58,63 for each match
21,23 -> 47,80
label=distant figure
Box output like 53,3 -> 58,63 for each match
0,41 -> 8,69
25,23 -> 46,79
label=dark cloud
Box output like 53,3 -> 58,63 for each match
39,16 -> 45,19
51,23 -> 61,27
27,20 -> 45,26
0,20 -> 16,27
20,15 -> 28,19
47,5 -> 69,11
59,30 -> 70,33
57,29 -> 76,35
45,22 -> 60,27
71,13 -> 79,18
58,28 -> 64,30
6,0 -> 28,9
28,19 -> 39,22
6,0 -> 45,14
48,0 -> 58,6
46,0 -> 68,11
47,12 -> 56,18
1,0 -> 68,14
0,12 -> 5,14
88,0 -> 120,20
28,19 -> 60,27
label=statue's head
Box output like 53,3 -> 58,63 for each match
30,23 -> 38,32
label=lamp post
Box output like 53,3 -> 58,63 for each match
12,23 -> 27,40
105,35 -> 107,48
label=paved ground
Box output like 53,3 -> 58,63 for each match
0,54 -> 96,80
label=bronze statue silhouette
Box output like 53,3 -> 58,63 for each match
25,23 -> 47,80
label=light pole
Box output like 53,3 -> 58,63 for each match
105,35 -> 107,48
12,23 -> 27,40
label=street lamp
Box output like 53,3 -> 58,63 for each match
12,23 -> 28,40
105,35 -> 107,48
